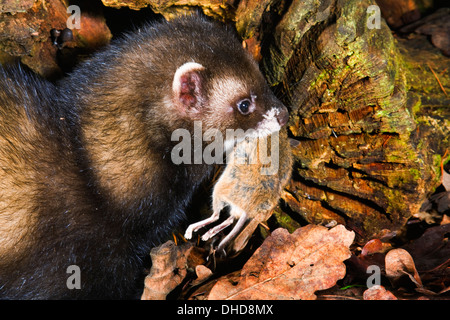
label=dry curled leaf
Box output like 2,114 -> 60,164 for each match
363,285 -> 398,300
192,265 -> 213,286
385,248 -> 422,287
361,239 -> 384,257
420,157 -> 450,216
402,224 -> 450,272
207,225 -> 355,300
141,241 -> 204,300
443,167 -> 450,191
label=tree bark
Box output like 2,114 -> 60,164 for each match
233,0 -> 449,243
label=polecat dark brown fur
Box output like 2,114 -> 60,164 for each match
0,15 -> 288,299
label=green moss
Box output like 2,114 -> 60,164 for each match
409,168 -> 421,181
433,154 -> 442,169
272,208 -> 302,234
444,155 -> 450,167
411,97 -> 422,117
309,69 -> 329,89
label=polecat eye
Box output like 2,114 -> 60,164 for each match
237,99 -> 251,115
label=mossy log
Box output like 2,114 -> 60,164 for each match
235,0 -> 449,243
141,0 -> 449,243
1,0 -> 448,243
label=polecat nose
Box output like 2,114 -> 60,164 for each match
277,106 -> 289,127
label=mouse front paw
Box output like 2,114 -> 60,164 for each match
184,225 -> 195,239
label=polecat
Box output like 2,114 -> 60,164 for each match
0,15 -> 288,299
184,129 -> 293,253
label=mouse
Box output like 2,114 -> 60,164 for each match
184,128 -> 293,253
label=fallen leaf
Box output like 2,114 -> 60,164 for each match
192,265 -> 213,286
361,239 -> 383,256
385,248 -> 422,287
363,285 -> 398,300
442,167 -> 450,191
207,225 -> 354,300
418,155 -> 449,218
429,192 -> 450,213
423,159 -> 450,214
402,224 -> 450,272
141,241 -> 204,300
441,214 -> 450,225
354,239 -> 387,279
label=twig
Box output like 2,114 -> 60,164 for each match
383,135 -> 393,147
428,63 -> 448,97
259,222 -> 270,230
173,233 -> 178,245
318,294 -> 361,300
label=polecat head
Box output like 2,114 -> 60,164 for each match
171,60 -> 289,136
163,15 -> 289,140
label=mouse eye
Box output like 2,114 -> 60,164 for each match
237,99 -> 251,115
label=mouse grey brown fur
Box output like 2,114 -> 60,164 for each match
0,15 -> 288,299
184,128 -> 293,253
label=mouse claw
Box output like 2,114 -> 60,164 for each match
201,216 -> 235,241
184,210 -> 248,254
216,213 -> 248,252
184,211 -> 222,240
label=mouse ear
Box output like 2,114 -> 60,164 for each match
172,62 -> 206,113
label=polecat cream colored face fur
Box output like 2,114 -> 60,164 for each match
168,42 -> 289,142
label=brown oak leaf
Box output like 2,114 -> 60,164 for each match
141,240 -> 205,300
363,285 -> 398,300
385,248 -> 422,287
207,225 -> 354,300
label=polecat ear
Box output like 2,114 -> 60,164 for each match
172,62 -> 206,113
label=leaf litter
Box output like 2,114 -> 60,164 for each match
141,158 -> 449,300
142,224 -> 356,300
142,218 -> 449,300
207,225 -> 354,300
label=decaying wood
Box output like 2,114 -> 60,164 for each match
0,0 -> 448,244
207,225 -> 354,300
102,0 -> 236,20
0,0 -> 111,78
